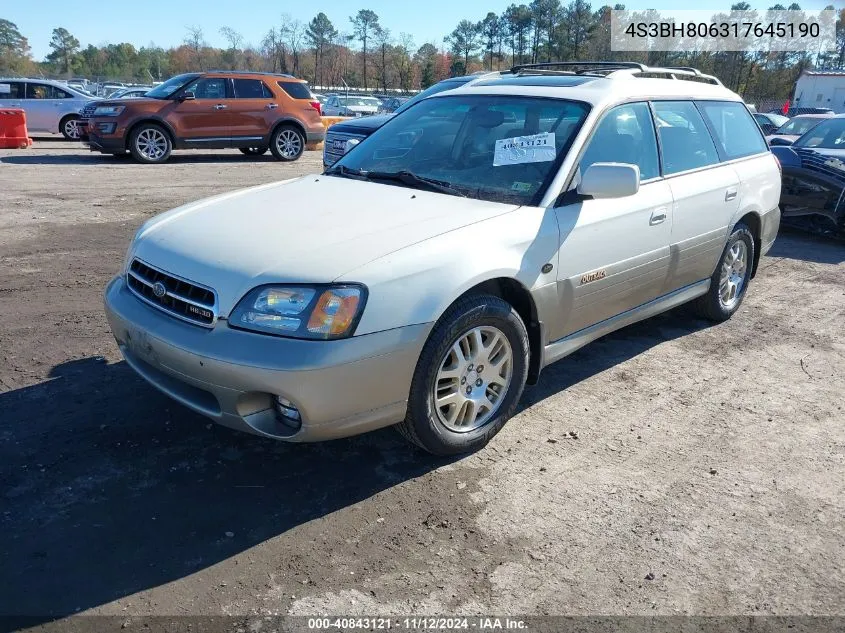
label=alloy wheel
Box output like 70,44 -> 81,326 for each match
64,119 -> 80,140
276,129 -> 302,159
719,240 -> 748,310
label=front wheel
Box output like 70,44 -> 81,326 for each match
128,123 -> 172,164
60,115 -> 81,140
693,222 -> 755,322
269,125 -> 305,161
397,294 -> 529,456
239,146 -> 268,156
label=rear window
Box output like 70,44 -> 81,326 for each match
233,78 -> 273,99
697,101 -> 768,160
278,81 -> 312,100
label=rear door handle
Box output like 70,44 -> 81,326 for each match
266,103 -> 278,110
213,104 -> 228,110
725,188 -> 738,201
650,208 -> 668,225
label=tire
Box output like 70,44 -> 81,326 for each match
239,147 -> 268,156
269,125 -> 305,161
397,294 -> 530,456
693,221 -> 755,322
128,123 -> 172,164
60,115 -> 81,140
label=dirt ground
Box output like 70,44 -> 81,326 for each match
1,139 -> 843,628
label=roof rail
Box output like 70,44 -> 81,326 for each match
205,70 -> 296,78
619,66 -> 722,86
511,61 -> 648,74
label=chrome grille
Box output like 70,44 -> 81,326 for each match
80,101 -> 97,119
323,131 -> 366,166
127,259 -> 217,327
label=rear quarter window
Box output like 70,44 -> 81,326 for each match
697,101 -> 768,160
278,81 -> 313,100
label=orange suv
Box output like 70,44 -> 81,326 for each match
83,71 -> 324,163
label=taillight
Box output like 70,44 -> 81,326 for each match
309,101 -> 321,115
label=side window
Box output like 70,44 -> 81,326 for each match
233,78 -> 270,99
183,78 -> 228,99
277,81 -> 313,100
697,101 -> 768,160
26,83 -> 52,99
652,101 -> 720,175
579,102 -> 660,180
52,86 -> 72,99
0,82 -> 24,98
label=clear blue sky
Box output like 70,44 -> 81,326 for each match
6,0 -> 836,59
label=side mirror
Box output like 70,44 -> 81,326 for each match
577,163 -> 640,199
179,91 -> 196,101
768,137 -> 793,146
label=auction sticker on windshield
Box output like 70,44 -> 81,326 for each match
494,132 -> 556,166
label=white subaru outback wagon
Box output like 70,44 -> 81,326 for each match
105,62 -> 781,455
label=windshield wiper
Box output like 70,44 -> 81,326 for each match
362,170 -> 468,198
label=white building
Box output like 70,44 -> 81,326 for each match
793,70 -> 845,113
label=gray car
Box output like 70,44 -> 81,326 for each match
0,78 -> 96,139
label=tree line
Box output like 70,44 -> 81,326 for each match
1,5 -> 844,101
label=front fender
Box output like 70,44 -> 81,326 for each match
340,206 -> 561,336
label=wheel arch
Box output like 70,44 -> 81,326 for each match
735,211 -> 762,278
441,277 -> 543,385
125,118 -> 177,150
269,117 -> 307,143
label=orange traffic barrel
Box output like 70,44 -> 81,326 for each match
0,109 -> 33,149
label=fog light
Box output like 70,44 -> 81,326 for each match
275,396 -> 301,422
97,122 -> 116,134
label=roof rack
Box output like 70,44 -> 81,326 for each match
510,61 -> 722,86
206,70 -> 296,78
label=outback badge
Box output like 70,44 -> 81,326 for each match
580,269 -> 607,285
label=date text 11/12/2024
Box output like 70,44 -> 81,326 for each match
306,617 -> 529,630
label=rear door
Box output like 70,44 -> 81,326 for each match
23,82 -> 62,131
652,100 -> 739,292
167,76 -> 233,143
553,102 -> 673,339
229,78 -> 275,143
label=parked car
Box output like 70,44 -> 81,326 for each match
104,62 -> 780,454
0,77 -> 97,139
766,113 -> 833,146
83,71 -> 324,163
771,114 -> 845,237
312,92 -> 328,106
753,112 -> 789,135
322,95 -> 381,117
323,73 -> 500,167
108,86 -> 152,99
378,96 -> 409,114
772,106 -> 834,117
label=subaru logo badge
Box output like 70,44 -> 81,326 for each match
152,281 -> 167,298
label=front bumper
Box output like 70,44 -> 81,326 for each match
104,276 -> 431,441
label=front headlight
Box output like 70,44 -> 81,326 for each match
93,105 -> 125,117
229,284 -> 367,340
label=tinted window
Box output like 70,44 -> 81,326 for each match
0,81 -> 24,99
183,78 -> 228,99
652,101 -> 720,175
794,118 -> 845,149
580,102 -> 659,181
26,83 -> 71,99
776,117 -> 825,136
233,78 -> 271,98
278,81 -> 312,100
145,73 -> 201,99
395,78 -> 473,114
333,95 -> 590,205
698,101 -> 767,160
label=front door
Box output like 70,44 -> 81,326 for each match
167,76 -> 233,143
552,102 -> 672,341
229,78 -> 276,143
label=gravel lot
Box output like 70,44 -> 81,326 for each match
1,139 -> 843,627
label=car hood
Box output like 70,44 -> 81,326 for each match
328,114 -> 393,134
131,176 -> 520,314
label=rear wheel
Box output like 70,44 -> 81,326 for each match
239,146 -> 268,156
128,123 -> 172,164
397,294 -> 529,455
270,125 -> 305,161
60,115 -> 81,140
693,222 -> 755,322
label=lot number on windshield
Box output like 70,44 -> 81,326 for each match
494,132 -> 556,166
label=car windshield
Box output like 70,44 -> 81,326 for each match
394,78 -> 473,115
341,96 -> 380,106
759,114 -> 788,127
145,74 -> 201,99
328,94 -> 590,205
775,117 -> 825,136
794,118 -> 845,149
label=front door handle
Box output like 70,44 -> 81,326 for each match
213,104 -> 228,110
266,103 -> 278,110
650,208 -> 668,225
725,188 -> 738,201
